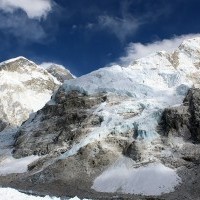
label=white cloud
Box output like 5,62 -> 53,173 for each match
120,33 -> 200,65
98,15 -> 140,41
0,0 -> 53,19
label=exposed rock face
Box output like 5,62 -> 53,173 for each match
160,88 -> 200,143
123,141 -> 143,161
24,140 -> 118,197
0,56 -> 61,131
12,90 -> 122,198
13,90 -> 107,158
40,63 -> 75,83
0,119 -> 7,132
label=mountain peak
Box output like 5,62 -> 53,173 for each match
0,56 -> 33,65
40,62 -> 76,83
0,57 -> 61,130
0,56 -> 39,73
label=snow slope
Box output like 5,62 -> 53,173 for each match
0,154 -> 39,175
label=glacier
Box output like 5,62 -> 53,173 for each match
57,37 -> 200,195
59,39 -> 200,159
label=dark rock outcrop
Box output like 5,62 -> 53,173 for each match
13,90 -> 107,158
123,141 -> 142,161
160,88 -> 200,143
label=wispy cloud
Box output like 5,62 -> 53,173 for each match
0,0 -> 53,19
0,12 -> 46,42
97,15 -> 141,42
120,34 -> 200,65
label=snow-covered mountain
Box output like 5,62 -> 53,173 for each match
0,57 -> 75,132
1,38 -> 200,199
0,56 -> 62,131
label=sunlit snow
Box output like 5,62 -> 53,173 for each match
0,154 -> 39,175
0,188 -> 90,200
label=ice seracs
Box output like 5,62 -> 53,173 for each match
56,36 -> 200,195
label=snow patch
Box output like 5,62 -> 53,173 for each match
0,188 -> 90,200
0,155 -> 39,175
92,157 -> 181,196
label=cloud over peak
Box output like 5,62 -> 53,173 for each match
0,0 -> 53,19
120,34 -> 200,65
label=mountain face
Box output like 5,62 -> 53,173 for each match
1,38 -> 200,199
40,63 -> 75,83
0,57 -> 62,132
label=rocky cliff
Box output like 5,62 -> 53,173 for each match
161,88 -> 200,143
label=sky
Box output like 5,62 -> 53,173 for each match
0,0 -> 200,76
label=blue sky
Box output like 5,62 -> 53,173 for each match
0,0 -> 200,76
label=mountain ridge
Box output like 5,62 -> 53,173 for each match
40,62 -> 75,83
1,37 -> 200,199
